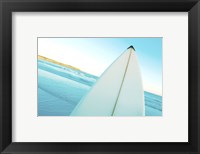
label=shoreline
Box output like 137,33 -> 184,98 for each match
38,55 -> 80,71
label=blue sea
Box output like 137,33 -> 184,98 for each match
38,59 -> 162,116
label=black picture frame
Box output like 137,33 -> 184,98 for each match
0,0 -> 199,153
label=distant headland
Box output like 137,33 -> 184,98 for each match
38,55 -> 80,71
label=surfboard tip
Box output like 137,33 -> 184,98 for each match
127,45 -> 135,51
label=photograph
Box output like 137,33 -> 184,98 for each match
38,37 -> 162,116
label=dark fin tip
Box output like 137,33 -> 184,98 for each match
127,45 -> 135,51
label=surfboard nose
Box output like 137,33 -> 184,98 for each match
127,45 -> 135,51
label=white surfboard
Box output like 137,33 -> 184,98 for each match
70,46 -> 145,116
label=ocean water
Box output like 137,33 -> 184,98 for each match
38,59 -> 162,116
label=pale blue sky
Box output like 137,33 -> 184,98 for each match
38,38 -> 162,95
